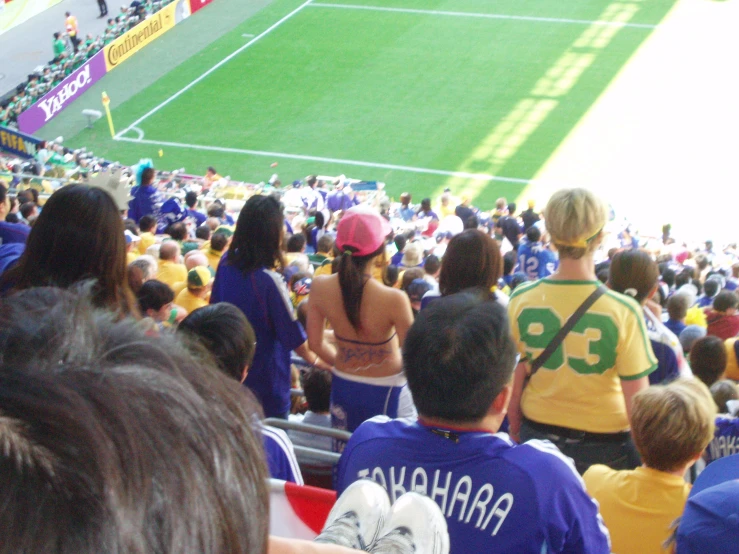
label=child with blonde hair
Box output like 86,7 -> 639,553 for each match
584,379 -> 716,553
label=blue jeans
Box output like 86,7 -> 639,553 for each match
520,419 -> 641,475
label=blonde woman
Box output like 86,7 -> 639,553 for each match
507,188 -> 657,474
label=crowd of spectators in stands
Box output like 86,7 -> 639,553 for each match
1,168 -> 739,553
0,0 -> 177,129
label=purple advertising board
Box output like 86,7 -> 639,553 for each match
18,50 -> 108,135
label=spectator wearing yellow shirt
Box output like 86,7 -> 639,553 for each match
138,215 -> 157,255
156,241 -> 187,291
204,231 -> 230,272
175,267 -> 212,314
584,379 -> 716,554
125,230 -> 140,265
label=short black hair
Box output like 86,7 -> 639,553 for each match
713,290 -> 738,313
286,233 -> 306,253
195,225 -> 211,241
424,254 -> 440,276
503,250 -> 516,276
210,232 -> 229,252
403,291 -> 517,422
394,234 -> 407,252
207,202 -> 225,219
302,368 -> 331,413
317,234 -> 334,254
207,166 -> 217,174
179,303 -> 256,382
185,191 -> 198,208
166,222 -> 188,242
526,225 -> 541,243
137,280 -> 174,313
139,215 -> 156,233
19,202 -> 36,219
507,202 -> 517,215
690,336 -> 727,388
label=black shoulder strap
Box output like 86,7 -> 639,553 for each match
529,285 -> 608,375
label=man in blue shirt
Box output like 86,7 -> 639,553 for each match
0,183 -> 30,245
336,292 -> 610,554
184,191 -> 207,227
517,226 -> 558,280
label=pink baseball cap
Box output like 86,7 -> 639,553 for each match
336,206 -> 392,257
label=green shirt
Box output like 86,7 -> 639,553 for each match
53,38 -> 66,56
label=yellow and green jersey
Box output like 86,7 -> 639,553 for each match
508,279 -> 657,433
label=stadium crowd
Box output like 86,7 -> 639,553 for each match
0,0 -> 177,129
1,166 -> 739,554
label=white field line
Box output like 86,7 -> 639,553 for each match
115,0 -> 315,138
309,3 -> 658,29
114,136 -> 535,184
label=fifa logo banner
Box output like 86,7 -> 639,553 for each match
104,0 -> 190,71
0,127 -> 42,160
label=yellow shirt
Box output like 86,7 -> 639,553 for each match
175,288 -> 208,314
583,465 -> 690,554
314,262 -> 333,278
205,248 -> 225,272
126,251 -> 139,265
725,338 -> 739,380
157,260 -> 188,290
685,306 -> 707,328
139,232 -> 156,255
508,279 -> 657,433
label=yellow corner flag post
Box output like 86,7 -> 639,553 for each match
102,92 -> 115,138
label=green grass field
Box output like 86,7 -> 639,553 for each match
56,0 -> 738,236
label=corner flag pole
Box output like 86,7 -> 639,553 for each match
102,92 -> 115,138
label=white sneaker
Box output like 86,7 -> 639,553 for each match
314,479 -> 391,550
371,492 -> 450,554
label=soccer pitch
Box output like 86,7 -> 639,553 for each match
54,0 -> 738,238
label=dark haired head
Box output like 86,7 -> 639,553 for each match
207,166 -> 217,174
228,195 -> 285,274
179,303 -> 256,383
383,264 -> 399,288
185,191 -> 198,208
394,234 -> 407,252
662,267 -> 676,289
302,368 -> 332,413
424,254 -> 440,276
141,167 -> 156,186
195,225 -> 211,241
608,249 -> 659,305
211,232 -> 229,253
286,233 -> 306,253
0,288 -> 268,554
317,234 -> 334,254
713,291 -> 738,313
2,185 -> 136,315
166,222 -> 188,241
690,336 -> 727,388
507,202 -> 517,215
526,225 -> 541,243
139,214 -> 157,233
207,203 -> 225,219
403,291 -> 517,422
439,230 -> 502,296
137,279 -> 174,314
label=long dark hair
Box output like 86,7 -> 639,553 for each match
227,195 -> 285,273
2,185 -> 136,315
439,230 -> 502,296
338,244 -> 385,330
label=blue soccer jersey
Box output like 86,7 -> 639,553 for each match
517,241 -> 558,280
211,261 -> 306,418
337,417 -> 610,554
705,416 -> 739,464
262,425 -> 303,485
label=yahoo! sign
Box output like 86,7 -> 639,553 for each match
18,51 -> 107,135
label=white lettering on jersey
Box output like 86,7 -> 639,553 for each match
357,467 -> 515,536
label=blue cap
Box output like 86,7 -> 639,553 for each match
676,480 -> 739,554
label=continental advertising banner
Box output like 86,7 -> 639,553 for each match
0,127 -> 42,159
189,0 -> 215,15
104,0 -> 190,72
17,50 -> 108,135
